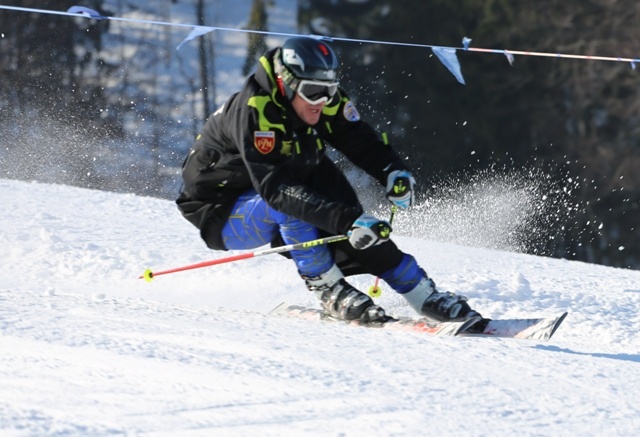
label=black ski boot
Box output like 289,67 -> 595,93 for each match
303,264 -> 388,324
401,276 -> 480,322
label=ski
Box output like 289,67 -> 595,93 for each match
270,303 -> 483,336
271,303 -> 568,341
460,312 -> 568,340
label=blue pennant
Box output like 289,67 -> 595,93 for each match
67,6 -> 103,19
432,46 -> 466,85
177,27 -> 215,50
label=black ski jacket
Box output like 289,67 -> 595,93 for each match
176,48 -> 409,250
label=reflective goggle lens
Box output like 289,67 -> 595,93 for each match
296,80 -> 339,104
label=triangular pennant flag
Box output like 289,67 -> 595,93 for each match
67,6 -> 102,18
177,26 -> 215,50
432,46 -> 466,84
504,51 -> 515,66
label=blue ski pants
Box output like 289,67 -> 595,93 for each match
221,189 -> 427,293
221,190 -> 334,277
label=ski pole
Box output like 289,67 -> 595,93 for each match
139,234 -> 348,282
368,205 -> 398,297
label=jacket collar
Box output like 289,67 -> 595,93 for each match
254,48 -> 291,111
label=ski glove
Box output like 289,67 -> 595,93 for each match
348,214 -> 392,250
386,170 -> 416,209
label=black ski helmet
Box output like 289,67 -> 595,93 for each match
274,37 -> 339,99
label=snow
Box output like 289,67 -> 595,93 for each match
2,178 -> 640,436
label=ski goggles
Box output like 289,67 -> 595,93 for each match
295,79 -> 339,105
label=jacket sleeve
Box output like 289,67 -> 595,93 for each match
322,93 -> 410,185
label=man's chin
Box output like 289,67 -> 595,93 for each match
303,114 -> 321,125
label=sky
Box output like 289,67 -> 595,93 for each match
1,178 -> 640,436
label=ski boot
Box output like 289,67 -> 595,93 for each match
401,276 -> 480,322
303,264 -> 388,324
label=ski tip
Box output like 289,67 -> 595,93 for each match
548,311 -> 569,339
270,302 -> 290,315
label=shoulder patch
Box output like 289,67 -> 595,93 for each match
254,131 -> 276,154
343,101 -> 361,122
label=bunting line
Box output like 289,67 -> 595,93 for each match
1,4 -> 638,85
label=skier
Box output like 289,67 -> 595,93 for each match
176,36 -> 481,324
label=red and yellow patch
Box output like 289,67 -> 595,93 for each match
254,131 -> 276,154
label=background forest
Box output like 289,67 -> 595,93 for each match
0,0 -> 638,270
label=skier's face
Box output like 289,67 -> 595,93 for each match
291,93 -> 325,126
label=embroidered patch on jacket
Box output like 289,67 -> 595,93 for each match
343,101 -> 361,122
254,131 -> 276,154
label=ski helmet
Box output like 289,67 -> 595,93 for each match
274,37 -> 339,100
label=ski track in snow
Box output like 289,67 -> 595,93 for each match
2,179 -> 640,436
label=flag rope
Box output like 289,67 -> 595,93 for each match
1,4 -> 638,72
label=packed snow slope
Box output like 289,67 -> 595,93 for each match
1,178 -> 640,436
